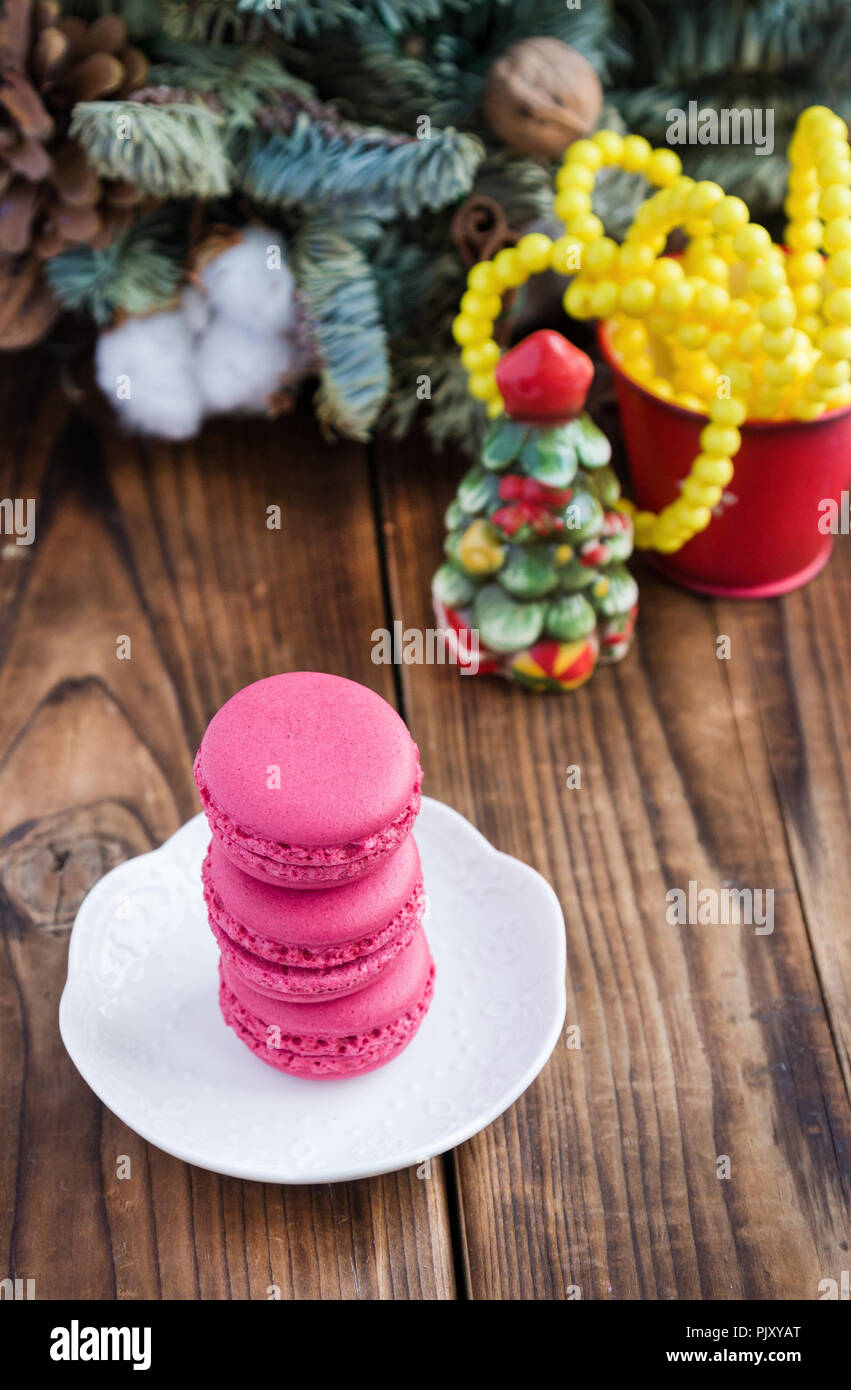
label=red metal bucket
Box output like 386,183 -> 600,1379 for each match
598,321 -> 851,597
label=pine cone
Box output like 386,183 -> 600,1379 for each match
0,248 -> 59,345
0,0 -> 148,260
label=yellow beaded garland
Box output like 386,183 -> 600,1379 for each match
456,106 -> 851,554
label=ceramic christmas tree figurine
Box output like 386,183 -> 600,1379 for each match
432,330 -> 638,691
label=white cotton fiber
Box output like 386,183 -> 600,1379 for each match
95,309 -> 205,440
180,284 -> 210,336
195,317 -> 300,415
198,227 -> 298,337
96,225 -> 310,437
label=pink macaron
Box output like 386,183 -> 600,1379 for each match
219,925 -> 435,1078
194,672 -> 422,887
203,834 -> 425,1001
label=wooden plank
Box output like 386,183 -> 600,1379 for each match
732,566 -> 851,1103
0,362 -> 455,1301
376,427 -> 851,1300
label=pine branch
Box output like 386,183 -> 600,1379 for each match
147,39 -> 315,125
472,152 -> 555,227
290,217 -> 389,440
70,101 -> 233,198
384,343 -> 486,453
235,0 -> 452,41
371,234 -> 446,337
244,111 -> 484,219
613,0 -> 851,84
157,0 -> 248,44
611,78 -> 851,214
45,207 -> 189,325
277,31 -> 444,133
679,145 -> 792,219
438,0 -> 618,68
279,0 -> 620,132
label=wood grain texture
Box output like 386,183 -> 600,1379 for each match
0,359 -> 455,1301
376,427 -> 851,1301
2,343 -> 849,1302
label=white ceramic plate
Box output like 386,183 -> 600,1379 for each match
59,798 -> 566,1184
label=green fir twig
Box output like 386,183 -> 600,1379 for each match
291,217 -> 390,440
46,208 -> 190,324
71,101 -> 233,198
244,110 -> 484,220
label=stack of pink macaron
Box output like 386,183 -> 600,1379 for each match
194,672 -> 434,1079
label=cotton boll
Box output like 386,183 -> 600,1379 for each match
96,309 -> 204,440
199,227 -> 298,337
196,317 -> 300,415
180,284 -> 210,336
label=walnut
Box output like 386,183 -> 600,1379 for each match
483,38 -> 603,160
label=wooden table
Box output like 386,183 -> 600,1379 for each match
1,353 -> 849,1301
